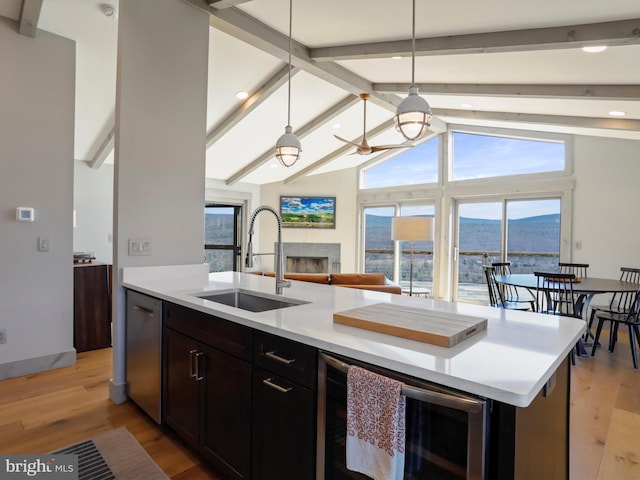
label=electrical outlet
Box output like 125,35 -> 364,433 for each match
575,240 -> 582,251
0,329 -> 6,344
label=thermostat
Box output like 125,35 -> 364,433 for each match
16,207 -> 35,222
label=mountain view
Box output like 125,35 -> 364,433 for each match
203,211 -> 562,291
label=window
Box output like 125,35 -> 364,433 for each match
454,198 -> 561,304
363,206 -> 394,279
451,131 -> 565,181
363,204 -> 435,291
362,136 -> 439,189
204,204 -> 242,273
397,205 -> 435,292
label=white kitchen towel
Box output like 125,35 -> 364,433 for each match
346,365 -> 406,480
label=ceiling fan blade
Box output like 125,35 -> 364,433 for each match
370,144 -> 415,152
334,134 -> 362,148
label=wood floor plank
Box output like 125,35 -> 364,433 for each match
598,408 -> 640,479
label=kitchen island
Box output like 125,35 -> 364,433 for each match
122,265 -> 585,480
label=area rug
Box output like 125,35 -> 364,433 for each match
52,427 -> 169,480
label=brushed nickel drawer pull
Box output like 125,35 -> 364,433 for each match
132,304 -> 155,318
265,351 -> 296,365
195,351 -> 204,381
263,378 -> 292,393
189,349 -> 198,379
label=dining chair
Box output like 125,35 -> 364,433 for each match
534,272 -> 584,316
491,262 -> 535,311
483,266 -> 529,310
587,267 -> 640,335
591,288 -> 640,369
534,271 -> 585,363
558,262 -> 589,279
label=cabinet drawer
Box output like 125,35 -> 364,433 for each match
163,302 -> 252,361
254,331 -> 317,389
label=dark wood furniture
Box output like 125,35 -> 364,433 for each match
252,331 -> 317,480
483,265 -> 529,310
588,267 -> 640,332
591,290 -> 640,368
73,262 -> 111,352
492,262 -> 535,310
163,302 -> 253,480
558,262 -> 589,278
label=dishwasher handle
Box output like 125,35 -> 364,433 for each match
320,352 -> 484,414
132,304 -> 156,318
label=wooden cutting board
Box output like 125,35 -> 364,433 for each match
333,303 -> 487,347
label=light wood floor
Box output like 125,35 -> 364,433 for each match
0,331 -> 639,479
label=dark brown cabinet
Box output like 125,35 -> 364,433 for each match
163,302 -> 252,480
252,332 -> 317,480
73,263 -> 111,352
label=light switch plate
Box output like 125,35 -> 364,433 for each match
38,237 -> 50,252
129,238 -> 152,256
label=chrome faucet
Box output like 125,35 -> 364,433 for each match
246,205 -> 291,295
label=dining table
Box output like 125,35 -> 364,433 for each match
495,273 -> 640,355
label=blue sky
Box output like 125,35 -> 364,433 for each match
364,132 -> 565,188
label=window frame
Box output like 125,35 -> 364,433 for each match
357,124 -> 575,301
204,203 -> 242,272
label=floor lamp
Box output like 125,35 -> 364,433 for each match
391,216 -> 434,296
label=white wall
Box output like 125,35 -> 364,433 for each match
571,135 -> 640,278
73,161 -> 113,264
111,0 -> 209,400
259,168 -> 359,272
0,17 -> 75,373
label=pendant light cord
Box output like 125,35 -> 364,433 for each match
411,0 -> 416,86
287,0 -> 293,126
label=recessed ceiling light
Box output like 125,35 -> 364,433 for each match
582,46 -> 607,53
460,103 -> 473,109
235,91 -> 249,100
332,123 -> 341,129
608,110 -> 626,117
391,56 -> 402,60
270,163 -> 279,168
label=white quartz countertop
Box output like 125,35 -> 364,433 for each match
122,265 -> 585,407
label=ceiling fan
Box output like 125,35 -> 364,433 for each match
334,93 -> 414,155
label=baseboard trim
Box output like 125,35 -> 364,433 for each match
0,349 -> 76,380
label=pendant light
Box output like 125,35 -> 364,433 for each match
275,0 -> 301,167
395,0 -> 432,141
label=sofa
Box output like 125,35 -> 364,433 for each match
250,271 -> 402,294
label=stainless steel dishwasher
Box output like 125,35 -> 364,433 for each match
126,290 -> 162,423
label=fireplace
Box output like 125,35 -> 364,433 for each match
280,243 -> 341,274
286,256 -> 329,274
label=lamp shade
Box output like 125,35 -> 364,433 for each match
275,125 -> 301,167
391,216 -> 434,241
395,86 -> 432,141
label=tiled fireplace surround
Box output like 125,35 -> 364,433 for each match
280,243 -> 341,274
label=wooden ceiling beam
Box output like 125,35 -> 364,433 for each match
310,18 -> 640,61
433,108 -> 640,132
373,83 -> 640,100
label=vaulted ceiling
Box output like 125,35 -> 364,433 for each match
5,0 -> 640,185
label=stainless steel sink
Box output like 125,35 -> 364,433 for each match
193,289 -> 309,313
